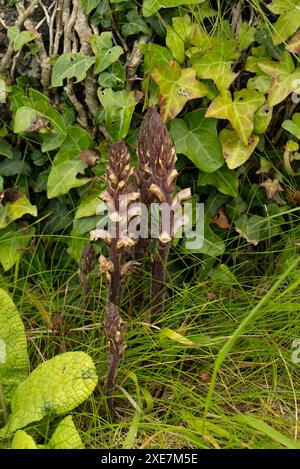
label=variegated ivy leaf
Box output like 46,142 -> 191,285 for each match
220,128 -> 259,169
267,0 -> 300,45
191,40 -> 239,92
0,352 -> 98,439
257,52 -> 300,107
282,112 -> 300,139
90,32 -> 123,74
51,53 -> 96,87
0,288 -> 29,401
206,89 -> 265,145
151,61 -> 207,121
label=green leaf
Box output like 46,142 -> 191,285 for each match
7,26 -> 34,51
0,224 -> 35,271
47,127 -> 92,198
51,53 -> 95,87
90,33 -> 123,74
0,351 -> 98,439
253,103 -> 273,135
191,41 -> 239,92
169,108 -> 224,172
11,430 -> 38,449
166,16 -> 192,63
139,43 -> 172,101
198,165 -> 238,197
237,22 -> 256,50
267,0 -> 300,45
282,112 -> 300,139
142,0 -> 206,17
206,89 -> 265,145
75,179 -> 105,219
98,61 -> 126,89
47,416 -> 84,449
188,225 -> 225,256
97,88 -> 136,141
235,213 -> 265,245
0,140 -> 14,159
81,0 -> 100,14
121,10 -> 151,38
13,106 -> 37,133
152,62 -> 207,121
0,288 -> 29,401
219,129 -> 259,169
29,89 -> 66,136
257,52 -> 300,106
286,30 -> 300,53
0,191 -> 37,229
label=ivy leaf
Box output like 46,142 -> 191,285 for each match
90,33 -> 123,74
169,108 -> 224,172
0,351 -> 98,439
51,53 -> 95,87
97,88 -> 137,141
29,89 -> 67,135
187,225 -> 225,256
191,41 -> 239,92
267,0 -> 300,45
258,52 -> 300,106
122,10 -> 151,38
282,112 -> 300,139
142,0 -> 207,17
47,127 -> 93,199
206,89 -> 265,145
197,164 -> 238,197
0,190 -> 37,229
166,15 -> 192,63
152,61 -> 207,121
46,416 -> 84,449
11,430 -> 38,449
0,288 -> 29,401
81,0 -> 101,15
0,224 -> 35,271
219,129 -> 259,169
287,30 -> 300,53
237,22 -> 256,50
235,214 -> 263,245
7,26 -> 35,51
253,103 -> 273,135
98,61 -> 126,89
139,43 -> 172,101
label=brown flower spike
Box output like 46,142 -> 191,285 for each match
137,107 -> 191,315
92,141 -> 139,398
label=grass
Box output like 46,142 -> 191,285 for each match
1,217 -> 300,449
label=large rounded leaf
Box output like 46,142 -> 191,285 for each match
0,288 -> 29,400
0,351 -> 98,438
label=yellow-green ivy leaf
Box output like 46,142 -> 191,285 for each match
166,15 -> 192,63
0,289 -> 29,401
206,89 -> 265,145
258,52 -> 300,106
253,103 -> 273,134
152,61 -> 207,121
142,0 -> 206,17
7,26 -> 35,52
282,112 -> 300,139
220,128 -> 259,169
0,351 -> 98,439
267,0 -> 300,45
